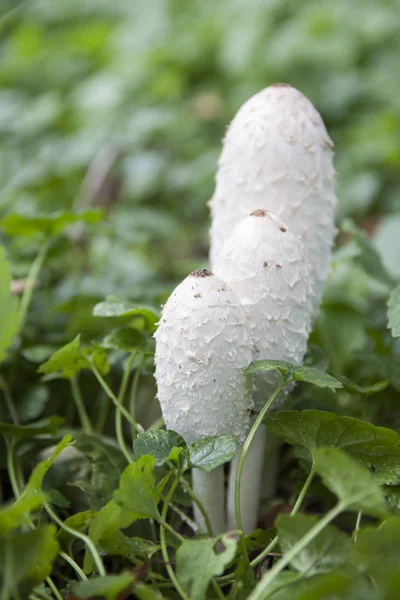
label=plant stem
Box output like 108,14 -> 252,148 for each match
59,550 -> 87,580
291,464 -> 315,515
0,375 -> 19,424
248,503 -> 344,599
159,471 -> 188,600
6,438 -> 20,498
70,376 -> 92,434
45,504 -> 106,577
90,363 -> 141,431
115,352 -> 136,463
18,239 -> 51,336
129,353 -> 145,440
149,416 -> 164,430
192,467 -> 225,535
235,376 -> 289,564
45,578 -> 63,600
353,510 -> 363,542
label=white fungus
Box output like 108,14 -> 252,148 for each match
209,83 -> 336,313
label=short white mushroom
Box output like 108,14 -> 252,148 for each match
154,269 -> 253,534
209,83 -> 336,314
213,210 -> 315,533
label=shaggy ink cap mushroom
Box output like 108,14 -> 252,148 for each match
216,209 -> 315,411
209,83 -> 337,313
154,270 -> 253,445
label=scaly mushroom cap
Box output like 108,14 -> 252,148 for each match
154,270 -> 253,444
209,83 -> 336,313
216,210 -> 315,410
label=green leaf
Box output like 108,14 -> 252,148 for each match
93,296 -> 159,331
245,360 -> 343,391
313,447 -> 389,518
0,416 -> 63,438
271,572 -> 372,600
176,535 -> 237,600
99,529 -> 160,564
72,573 -> 133,600
342,220 -> 394,287
25,435 -> 72,494
1,209 -> 103,237
338,375 -> 389,395
388,283 -> 400,338
0,525 -> 59,596
353,517 -> 400,575
188,434 -> 238,472
37,334 -> 109,379
0,244 -> 19,363
277,514 -> 351,575
266,410 -> 400,484
57,510 -> 97,543
102,327 -> 147,352
133,429 -> 186,466
0,493 -> 47,535
133,584 -> 164,600
113,455 -> 160,520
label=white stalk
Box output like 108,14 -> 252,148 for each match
210,83 -> 337,314
154,269 -> 253,534
192,467 -> 225,535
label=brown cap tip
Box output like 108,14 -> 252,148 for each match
191,269 -> 213,278
250,209 -> 267,217
269,82 -> 291,88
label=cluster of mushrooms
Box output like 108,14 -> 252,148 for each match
155,84 -> 337,536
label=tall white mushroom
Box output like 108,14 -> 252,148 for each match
154,269 -> 253,534
209,83 -> 336,313
213,210 -> 315,533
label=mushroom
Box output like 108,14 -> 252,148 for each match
214,210 -> 315,533
209,83 -> 336,314
154,269 -> 253,534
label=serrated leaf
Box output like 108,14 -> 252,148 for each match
188,434 -> 238,472
245,360 -> 342,391
37,334 -> 109,379
388,284 -> 400,338
102,327 -> 147,352
266,410 -> 400,484
1,209 -> 103,237
176,535 -> 237,600
0,244 -> 19,363
0,416 -> 63,438
277,514 -> 351,576
0,525 -> 59,596
0,493 -> 47,535
113,455 -> 160,520
25,435 -> 72,494
133,430 -> 186,466
93,296 -> 159,332
72,572 -> 133,600
313,447 -> 389,518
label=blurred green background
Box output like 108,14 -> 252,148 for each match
1,0 -> 400,429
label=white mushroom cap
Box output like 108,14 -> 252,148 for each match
216,210 -> 315,410
154,270 -> 253,445
209,83 -> 336,313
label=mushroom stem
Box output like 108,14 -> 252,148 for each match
192,467 -> 226,535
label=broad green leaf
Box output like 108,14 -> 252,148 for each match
388,283 -> 400,338
93,296 -> 159,332
0,416 -> 63,438
25,435 -> 72,494
133,584 -> 164,600
176,535 -> 237,600
113,455 -> 160,520
277,514 -> 351,576
266,410 -> 400,484
102,327 -> 147,352
0,244 -> 19,363
342,220 -> 394,287
0,493 -> 47,535
188,434 -> 238,472
245,360 -> 342,391
0,525 -> 59,596
57,510 -> 97,543
271,572 -> 373,600
72,573 -> 133,600
313,447 -> 389,518
1,209 -> 103,237
133,429 -> 186,466
99,529 -> 160,564
37,335 -> 109,379
353,518 -> 400,577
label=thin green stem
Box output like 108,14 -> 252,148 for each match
6,438 -> 20,498
129,354 -> 145,440
353,510 -> 363,542
291,464 -> 315,516
94,391 -> 110,433
70,376 -> 92,434
90,363 -> 141,431
115,352 -> 137,463
0,375 -> 19,424
235,376 -> 289,565
248,503 -> 344,599
159,471 -> 188,600
45,504 -> 106,577
266,573 -> 305,599
18,239 -> 51,336
45,578 -> 63,600
149,416 -> 164,430
59,550 -> 87,580
211,580 -> 226,600
180,476 -> 213,537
